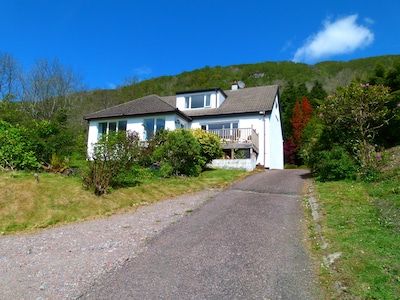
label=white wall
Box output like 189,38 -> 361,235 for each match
268,95 -> 284,169
86,113 -> 182,158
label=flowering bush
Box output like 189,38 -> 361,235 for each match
317,82 -> 394,177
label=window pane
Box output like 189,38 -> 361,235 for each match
144,119 -> 155,139
191,95 -> 204,108
109,122 -> 117,132
118,120 -> 127,131
185,97 -> 190,109
222,123 -> 230,129
98,122 -> 107,138
232,122 -> 238,129
205,94 -> 210,107
156,118 -> 165,131
99,122 -> 107,133
208,123 -> 222,130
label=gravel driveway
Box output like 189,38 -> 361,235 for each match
0,188 -> 219,299
85,169 -> 321,299
1,169 -> 320,299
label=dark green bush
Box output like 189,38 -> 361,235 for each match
152,129 -> 204,177
0,121 -> 40,170
310,147 -> 358,181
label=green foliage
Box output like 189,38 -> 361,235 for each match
308,146 -> 358,181
29,118 -> 76,167
309,80 -> 328,107
0,100 -> 30,125
137,129 -> 168,167
152,129 -> 204,177
83,131 -> 140,195
0,121 -> 40,170
319,83 -> 392,141
317,82 -> 396,176
191,128 -> 223,164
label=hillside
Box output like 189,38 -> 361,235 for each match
68,55 -> 400,128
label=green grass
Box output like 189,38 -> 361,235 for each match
311,174 -> 400,299
0,168 -> 249,235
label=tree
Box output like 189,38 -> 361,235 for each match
385,62 -> 400,92
29,113 -> 75,167
21,58 -> 84,120
0,52 -> 21,101
309,80 -> 327,107
280,81 -> 299,140
290,97 -> 314,149
297,83 -> 309,99
318,82 -> 395,172
369,63 -> 386,86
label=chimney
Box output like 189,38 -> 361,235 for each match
231,79 -> 238,90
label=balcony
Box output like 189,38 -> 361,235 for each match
205,128 -> 259,159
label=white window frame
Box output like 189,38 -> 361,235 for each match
184,94 -> 211,109
98,120 -> 127,139
143,117 -> 166,140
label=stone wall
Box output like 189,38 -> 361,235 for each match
208,157 -> 257,172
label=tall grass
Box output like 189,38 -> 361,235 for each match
0,168 -> 248,235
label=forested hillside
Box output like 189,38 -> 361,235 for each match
88,54 -> 400,100
73,55 -> 400,122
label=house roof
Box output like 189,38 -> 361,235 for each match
84,95 -> 191,121
181,85 -> 279,118
176,87 -> 228,98
84,85 -> 279,121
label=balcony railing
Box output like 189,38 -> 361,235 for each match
205,128 -> 259,153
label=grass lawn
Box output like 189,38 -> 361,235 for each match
309,156 -> 400,298
0,168 -> 249,235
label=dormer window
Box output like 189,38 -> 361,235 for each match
185,94 -> 211,109
176,88 -> 227,111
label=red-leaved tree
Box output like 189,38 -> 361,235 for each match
290,97 -> 314,150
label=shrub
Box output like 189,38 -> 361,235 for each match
310,147 -> 358,181
137,129 -> 168,167
83,131 -> 140,195
191,128 -> 223,165
29,116 -> 75,166
152,129 -> 204,177
0,121 -> 40,170
317,83 -> 394,175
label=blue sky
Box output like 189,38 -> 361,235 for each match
1,0 -> 399,90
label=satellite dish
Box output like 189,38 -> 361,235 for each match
238,81 -> 245,89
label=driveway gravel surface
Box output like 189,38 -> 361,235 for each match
84,169 -> 321,299
0,188 -> 219,299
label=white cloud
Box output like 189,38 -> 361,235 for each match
107,82 -> 117,89
292,14 -> 374,63
133,66 -> 152,76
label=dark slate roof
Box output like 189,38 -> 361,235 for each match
84,95 -> 190,121
84,85 -> 279,120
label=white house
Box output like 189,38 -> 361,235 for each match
84,82 -> 284,170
